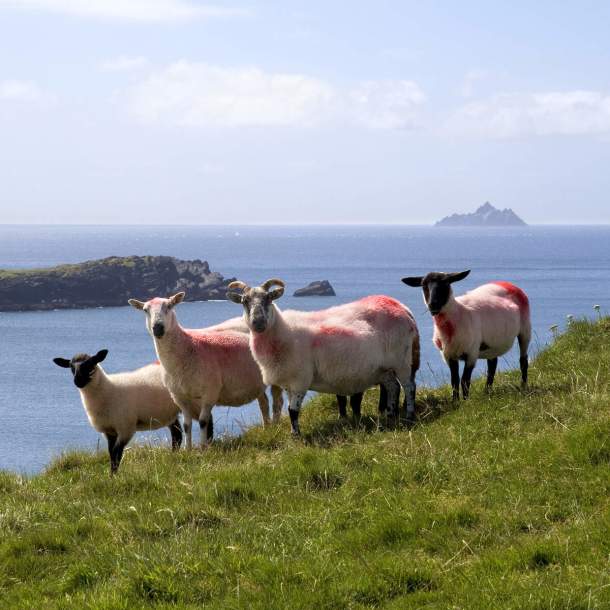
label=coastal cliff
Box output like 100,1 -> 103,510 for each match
0,255 -> 235,312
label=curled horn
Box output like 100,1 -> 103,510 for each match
228,280 -> 249,292
261,278 -> 285,292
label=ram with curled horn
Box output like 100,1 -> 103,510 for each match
228,277 -> 420,436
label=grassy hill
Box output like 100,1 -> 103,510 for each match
1,319 -> 610,609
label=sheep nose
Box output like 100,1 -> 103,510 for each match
153,322 -> 165,338
252,318 -> 267,333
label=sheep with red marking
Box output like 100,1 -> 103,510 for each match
402,270 -> 531,400
53,349 -> 183,474
227,279 -> 420,434
128,293 -> 283,448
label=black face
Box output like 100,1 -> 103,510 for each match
422,273 -> 452,315
402,270 -> 471,315
53,349 -> 108,388
227,280 -> 285,334
243,289 -> 272,333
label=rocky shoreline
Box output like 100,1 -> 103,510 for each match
0,255 -> 236,312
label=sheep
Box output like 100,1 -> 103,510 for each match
227,278 -> 420,435
53,349 -> 183,474
401,270 -> 531,400
128,293 -> 284,448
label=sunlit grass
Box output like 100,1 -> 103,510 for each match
1,318 -> 610,608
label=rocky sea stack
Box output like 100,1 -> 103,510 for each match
293,280 -> 336,297
435,202 -> 527,227
0,255 -> 236,312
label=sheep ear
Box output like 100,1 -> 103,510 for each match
401,276 -> 423,287
169,292 -> 185,307
268,287 -> 284,301
53,357 -> 71,368
226,291 -> 244,304
93,349 -> 108,364
446,270 -> 470,284
128,298 -> 145,310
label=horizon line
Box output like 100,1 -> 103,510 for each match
1,222 -> 609,228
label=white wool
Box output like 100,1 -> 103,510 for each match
77,363 -> 180,442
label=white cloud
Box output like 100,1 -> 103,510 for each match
100,56 -> 149,72
459,69 -> 487,98
348,80 -> 426,129
448,90 -> 610,138
124,61 -> 425,129
0,0 -> 248,23
0,79 -> 45,102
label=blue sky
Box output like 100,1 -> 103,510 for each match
1,0 -> 610,224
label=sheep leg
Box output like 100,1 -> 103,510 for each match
111,441 -> 127,474
169,418 -> 182,451
461,362 -> 476,399
257,391 -> 271,427
336,395 -> 348,418
449,359 -> 460,401
350,393 -> 363,418
288,392 -> 306,436
105,432 -> 117,473
381,374 -> 400,417
518,333 -> 529,389
486,357 -> 498,391
271,385 -> 284,423
106,433 -> 128,475
402,372 -> 417,426
378,384 -> 388,413
198,405 -> 214,449
183,414 -> 193,450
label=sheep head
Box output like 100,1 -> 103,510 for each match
227,278 -> 285,333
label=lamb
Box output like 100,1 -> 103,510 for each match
227,278 -> 420,435
128,293 -> 284,448
53,349 -> 183,474
402,270 -> 531,400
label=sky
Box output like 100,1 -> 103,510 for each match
1,0 -> 610,224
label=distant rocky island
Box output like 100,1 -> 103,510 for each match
0,256 -> 236,312
435,202 -> 527,227
293,280 -> 336,297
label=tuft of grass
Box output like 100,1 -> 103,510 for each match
1,318 -> 610,608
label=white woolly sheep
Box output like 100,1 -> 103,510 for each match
128,293 -> 284,448
402,270 -> 531,400
227,279 -> 420,435
53,349 -> 183,474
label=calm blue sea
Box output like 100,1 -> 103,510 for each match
1,224 -> 608,474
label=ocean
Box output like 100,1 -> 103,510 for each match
1,224 -> 608,474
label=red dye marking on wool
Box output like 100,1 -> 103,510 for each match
252,333 -> 284,360
492,281 -> 529,313
434,337 -> 442,349
434,313 -> 455,344
184,329 -> 246,361
153,360 -> 161,365
312,325 -> 356,347
360,295 -> 405,318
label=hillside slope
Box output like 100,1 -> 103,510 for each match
1,319 -> 609,608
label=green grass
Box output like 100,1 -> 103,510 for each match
0,256 -> 149,280
2,319 -> 610,609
